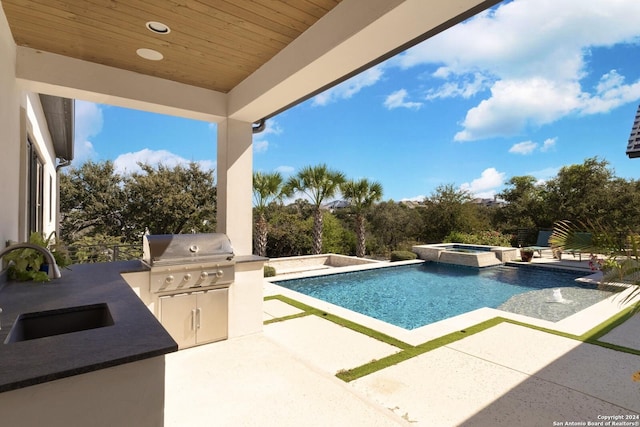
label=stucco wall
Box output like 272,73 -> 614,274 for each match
0,6 -> 19,245
24,92 -> 59,238
0,8 -> 60,245
0,356 -> 166,427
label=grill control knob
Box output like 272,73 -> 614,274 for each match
216,270 -> 224,278
165,275 -> 174,284
183,273 -> 192,281
200,271 -> 209,280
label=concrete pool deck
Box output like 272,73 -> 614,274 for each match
165,255 -> 640,426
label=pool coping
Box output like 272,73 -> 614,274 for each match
264,261 -> 638,346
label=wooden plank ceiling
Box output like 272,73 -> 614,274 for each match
1,0 -> 342,93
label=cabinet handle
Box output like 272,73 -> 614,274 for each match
196,308 -> 201,330
191,309 -> 197,331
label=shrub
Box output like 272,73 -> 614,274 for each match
443,230 -> 512,247
263,265 -> 276,277
443,230 -> 467,243
390,250 -> 417,262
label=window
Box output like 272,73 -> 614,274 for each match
49,175 -> 53,223
27,137 -> 44,234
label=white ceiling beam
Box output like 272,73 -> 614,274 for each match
228,0 -> 500,123
15,47 -> 227,123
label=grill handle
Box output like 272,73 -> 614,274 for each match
196,308 -> 202,330
191,309 -> 197,331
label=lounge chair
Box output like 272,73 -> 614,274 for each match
529,230 -> 553,257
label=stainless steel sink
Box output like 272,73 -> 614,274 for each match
4,303 -> 114,343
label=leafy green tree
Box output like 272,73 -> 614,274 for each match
59,161 -> 125,242
253,171 -> 286,256
367,201 -> 424,256
265,203 -> 313,256
495,175 -> 546,230
421,184 -> 484,242
341,179 -> 383,257
543,157 -> 612,225
284,164 -> 345,254
317,212 -> 355,254
606,178 -> 640,230
122,162 -> 216,240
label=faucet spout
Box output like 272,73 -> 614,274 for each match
0,243 -> 61,280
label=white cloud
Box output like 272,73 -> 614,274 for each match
74,101 -> 103,162
540,137 -> 557,152
509,140 -> 538,155
426,73 -> 489,100
113,149 -> 215,175
384,89 -> 422,110
252,119 -> 282,154
509,137 -> 557,155
454,77 -> 582,141
312,65 -> 384,106
460,167 -> 505,198
253,140 -> 269,153
259,119 -> 283,137
581,70 -> 640,114
391,0 -> 640,141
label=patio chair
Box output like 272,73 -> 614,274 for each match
529,230 -> 553,257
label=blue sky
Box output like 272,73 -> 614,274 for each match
74,0 -> 640,202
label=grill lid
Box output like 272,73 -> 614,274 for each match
143,233 -> 234,266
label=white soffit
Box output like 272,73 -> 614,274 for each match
15,48 -> 227,123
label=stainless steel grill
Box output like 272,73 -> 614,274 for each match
143,233 -> 235,294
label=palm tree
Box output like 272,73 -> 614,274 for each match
284,164 -> 345,255
341,179 -> 383,257
252,171 -> 286,257
550,219 -> 640,313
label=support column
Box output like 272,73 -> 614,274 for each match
216,119 -> 253,255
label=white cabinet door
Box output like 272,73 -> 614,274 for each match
159,289 -> 229,349
195,289 -> 228,344
159,293 -> 197,349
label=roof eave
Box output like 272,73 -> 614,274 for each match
39,94 -> 74,161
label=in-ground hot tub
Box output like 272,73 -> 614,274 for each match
413,243 -> 518,267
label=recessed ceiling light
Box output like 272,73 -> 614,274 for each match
146,21 -> 171,34
136,48 -> 164,61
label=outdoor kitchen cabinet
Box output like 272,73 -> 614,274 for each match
159,288 -> 228,349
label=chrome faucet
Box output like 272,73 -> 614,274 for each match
0,243 -> 61,280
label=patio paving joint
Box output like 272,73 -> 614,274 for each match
264,294 -> 640,385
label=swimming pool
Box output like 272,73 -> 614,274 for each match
274,263 -> 613,329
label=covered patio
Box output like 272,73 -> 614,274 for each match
6,2 -> 637,426
1,0 -> 501,251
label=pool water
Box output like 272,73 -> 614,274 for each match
275,263 -> 613,329
446,244 -> 492,252
445,248 -> 485,254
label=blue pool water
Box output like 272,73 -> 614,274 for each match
441,244 -> 493,253
275,263 -> 612,329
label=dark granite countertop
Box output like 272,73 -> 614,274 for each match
0,260 -> 178,393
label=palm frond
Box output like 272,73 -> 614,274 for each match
551,219 -> 640,313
